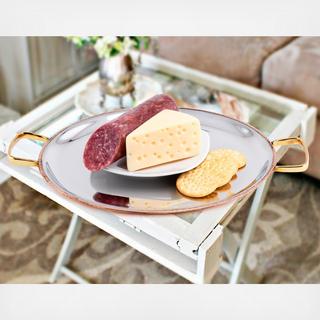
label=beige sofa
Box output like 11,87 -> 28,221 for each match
156,37 -> 320,179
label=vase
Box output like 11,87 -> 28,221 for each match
99,54 -> 135,108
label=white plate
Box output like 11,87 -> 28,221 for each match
103,130 -> 210,178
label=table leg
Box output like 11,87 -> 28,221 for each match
0,169 -> 10,185
49,213 -> 82,283
229,174 -> 273,284
0,153 -> 11,184
221,228 -> 262,283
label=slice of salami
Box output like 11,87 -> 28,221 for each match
83,94 -> 178,171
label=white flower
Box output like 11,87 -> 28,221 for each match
94,37 -> 115,58
103,35 -> 117,44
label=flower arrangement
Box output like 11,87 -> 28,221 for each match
66,36 -> 151,59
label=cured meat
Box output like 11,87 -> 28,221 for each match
83,94 -> 178,171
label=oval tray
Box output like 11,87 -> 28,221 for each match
7,108 -> 309,214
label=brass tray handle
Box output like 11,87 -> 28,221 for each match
272,137 -> 309,173
8,132 -> 49,167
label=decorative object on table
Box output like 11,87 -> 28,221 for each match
67,36 -> 151,110
215,92 -> 248,122
161,78 -> 256,122
75,75 -> 163,116
99,53 -> 134,106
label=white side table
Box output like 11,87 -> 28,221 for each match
0,53 -> 317,283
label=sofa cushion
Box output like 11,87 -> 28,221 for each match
262,37 -> 320,114
156,37 -> 294,87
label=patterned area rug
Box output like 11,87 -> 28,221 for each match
0,173 -> 319,284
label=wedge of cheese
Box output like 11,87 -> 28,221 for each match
126,110 -> 201,171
